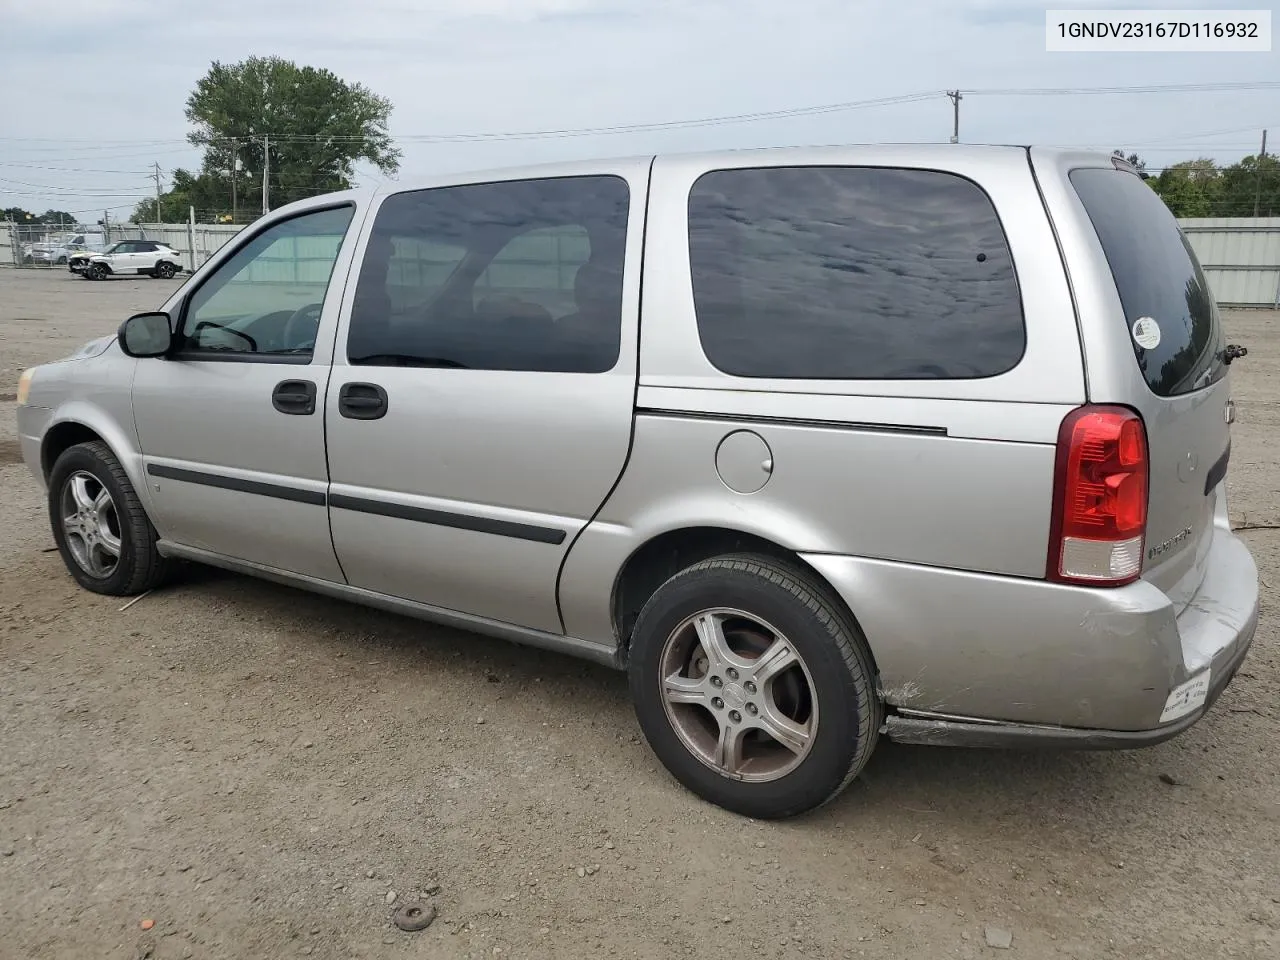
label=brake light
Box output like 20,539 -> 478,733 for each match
1047,405 -> 1148,586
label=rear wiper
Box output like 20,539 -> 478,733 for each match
1223,343 -> 1248,365
348,353 -> 469,368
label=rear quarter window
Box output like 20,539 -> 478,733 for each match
687,165 -> 1026,380
1069,167 -> 1225,397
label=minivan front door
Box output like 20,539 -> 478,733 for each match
323,166 -> 648,633
132,203 -> 360,581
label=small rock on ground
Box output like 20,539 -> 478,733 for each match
985,926 -> 1013,949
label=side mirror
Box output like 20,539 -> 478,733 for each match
117,312 -> 173,358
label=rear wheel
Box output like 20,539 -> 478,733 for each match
48,441 -> 171,596
153,261 -> 176,279
628,554 -> 881,819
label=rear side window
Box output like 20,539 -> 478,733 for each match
1070,167 -> 1225,396
348,175 -> 630,373
687,166 -> 1025,380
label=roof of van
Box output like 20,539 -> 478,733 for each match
277,143 -> 1115,212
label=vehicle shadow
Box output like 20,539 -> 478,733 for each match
172,562 -> 1232,842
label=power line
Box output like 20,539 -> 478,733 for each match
965,81 -> 1280,97
1,81 -> 1277,157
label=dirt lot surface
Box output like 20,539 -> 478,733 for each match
1,268 -> 1277,960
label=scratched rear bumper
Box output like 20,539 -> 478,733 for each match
883,618 -> 1255,749
802,507 -> 1259,739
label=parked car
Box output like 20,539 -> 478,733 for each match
81,240 -> 183,280
15,145 -> 1258,819
25,231 -> 106,265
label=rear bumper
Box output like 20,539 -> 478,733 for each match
883,618 -> 1255,748
802,515 -> 1259,745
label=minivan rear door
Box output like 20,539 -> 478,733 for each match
1032,149 -> 1234,609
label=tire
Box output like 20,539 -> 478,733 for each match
154,261 -> 177,279
87,262 -> 107,280
48,440 -> 171,596
628,553 -> 881,819
55,256 -> 67,265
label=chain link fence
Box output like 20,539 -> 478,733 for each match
2,218 -> 244,273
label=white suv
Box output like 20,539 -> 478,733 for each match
83,241 -> 184,280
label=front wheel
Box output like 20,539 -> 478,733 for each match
87,263 -> 107,280
48,441 -> 171,596
628,554 -> 881,819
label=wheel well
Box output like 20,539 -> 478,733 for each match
41,422 -> 104,479
611,527 -> 849,656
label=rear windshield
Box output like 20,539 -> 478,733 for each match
1070,167 -> 1225,397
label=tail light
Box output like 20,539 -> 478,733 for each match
1047,405 -> 1148,586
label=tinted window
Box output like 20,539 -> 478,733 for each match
1070,167 -> 1225,396
348,175 -> 629,373
688,166 -> 1025,380
137,242 -> 157,252
178,205 -> 354,358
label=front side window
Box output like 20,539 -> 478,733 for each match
688,166 -> 1026,380
348,175 -> 630,373
177,205 -> 354,359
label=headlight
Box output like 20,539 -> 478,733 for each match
16,368 -> 34,406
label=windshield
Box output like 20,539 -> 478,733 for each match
1070,167 -> 1226,397
101,243 -> 125,255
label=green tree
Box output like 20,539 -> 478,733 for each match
131,169 -> 237,223
2,206 -> 36,222
1216,153 -> 1280,217
39,209 -> 79,227
1150,159 -> 1222,218
184,56 -> 400,210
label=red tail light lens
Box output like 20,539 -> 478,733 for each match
1048,405 -> 1148,586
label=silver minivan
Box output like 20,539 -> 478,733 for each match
15,145 -> 1258,819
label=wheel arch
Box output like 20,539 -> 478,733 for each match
40,406 -> 147,502
609,525 -> 879,677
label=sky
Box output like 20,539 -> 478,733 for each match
1,0 -> 1277,220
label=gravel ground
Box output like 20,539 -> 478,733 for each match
1,268 -> 1276,960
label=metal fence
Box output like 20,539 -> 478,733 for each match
1,218 -> 245,273
1178,217 -> 1280,308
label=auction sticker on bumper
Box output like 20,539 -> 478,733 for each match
1160,669 -> 1211,723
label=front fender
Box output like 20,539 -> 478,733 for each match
42,400 -> 146,495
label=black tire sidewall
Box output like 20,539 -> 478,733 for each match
629,561 -> 872,819
48,445 -> 143,595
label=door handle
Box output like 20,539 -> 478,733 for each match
272,379 -> 317,416
338,382 -> 388,420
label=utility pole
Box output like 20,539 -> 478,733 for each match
947,90 -> 962,144
230,138 -> 239,224
1253,129 -> 1268,217
261,135 -> 270,215
152,162 -> 163,223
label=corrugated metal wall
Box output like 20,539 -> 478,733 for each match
1179,217 -> 1280,308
